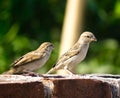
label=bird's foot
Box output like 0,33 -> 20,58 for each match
64,69 -> 75,76
21,71 -> 41,77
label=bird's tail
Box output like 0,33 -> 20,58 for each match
2,68 -> 16,75
46,68 -> 56,74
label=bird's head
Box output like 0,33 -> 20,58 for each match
78,31 -> 97,44
37,42 -> 54,52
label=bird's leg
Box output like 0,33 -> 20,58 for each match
64,66 -> 74,75
64,69 -> 74,75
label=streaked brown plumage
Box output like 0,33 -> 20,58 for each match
47,31 -> 97,74
4,42 -> 54,74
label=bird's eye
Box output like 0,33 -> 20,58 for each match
86,35 -> 90,38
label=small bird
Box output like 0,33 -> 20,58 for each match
4,42 -> 54,74
47,31 -> 97,74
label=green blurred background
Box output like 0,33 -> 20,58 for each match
0,0 -> 120,74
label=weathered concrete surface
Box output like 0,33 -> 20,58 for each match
0,74 -> 120,98
44,74 -> 120,98
51,78 -> 112,98
0,75 -> 44,98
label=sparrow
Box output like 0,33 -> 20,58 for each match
4,42 -> 54,74
46,31 -> 97,74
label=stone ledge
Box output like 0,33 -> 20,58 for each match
0,74 -> 120,98
50,78 -> 111,98
0,75 -> 44,98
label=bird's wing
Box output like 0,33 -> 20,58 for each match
53,43 -> 81,67
11,51 -> 45,67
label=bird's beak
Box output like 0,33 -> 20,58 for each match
91,37 -> 97,42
